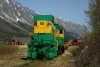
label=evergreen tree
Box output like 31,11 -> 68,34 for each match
85,0 -> 100,36
77,0 -> 100,67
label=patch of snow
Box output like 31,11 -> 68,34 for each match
31,11 -> 33,13
0,15 -> 15,25
21,18 -> 32,26
17,18 -> 24,22
12,12 -> 18,22
59,17 -> 61,19
58,17 -> 68,22
58,17 -> 64,21
0,14 -> 29,32
13,1 -> 15,6
0,16 -> 3,18
13,24 -> 29,32
63,19 -> 68,22
31,15 -> 33,18
2,11 -> 17,22
15,7 -> 16,10
16,18 -> 19,21
18,4 -> 20,7
5,0 -> 9,4
17,12 -> 20,16
0,16 -> 6,20
35,12 -> 41,14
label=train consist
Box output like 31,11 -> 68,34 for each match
27,15 -> 65,59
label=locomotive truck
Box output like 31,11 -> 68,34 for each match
27,15 -> 65,59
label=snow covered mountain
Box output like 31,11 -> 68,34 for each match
0,0 -> 85,41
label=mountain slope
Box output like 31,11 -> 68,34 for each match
0,0 -> 85,42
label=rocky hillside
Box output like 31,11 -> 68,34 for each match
0,0 -> 85,41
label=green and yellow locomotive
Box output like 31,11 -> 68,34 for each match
27,15 -> 65,59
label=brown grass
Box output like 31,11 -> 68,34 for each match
17,49 -> 75,67
0,45 -> 77,67
0,45 -> 28,67
0,45 -> 18,55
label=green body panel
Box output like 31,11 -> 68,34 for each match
34,15 -> 54,22
45,51 -> 57,58
27,28 -> 58,59
32,52 -> 37,59
56,37 -> 64,46
27,41 -> 34,57
34,34 -> 54,43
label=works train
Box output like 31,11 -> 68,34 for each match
27,15 -> 65,59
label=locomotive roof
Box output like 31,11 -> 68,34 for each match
34,15 -> 54,22
54,24 -> 64,30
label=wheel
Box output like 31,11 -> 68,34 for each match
61,47 -> 64,53
58,49 -> 62,55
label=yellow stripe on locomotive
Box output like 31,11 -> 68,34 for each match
54,28 -> 64,38
58,30 -> 64,38
34,20 -> 53,33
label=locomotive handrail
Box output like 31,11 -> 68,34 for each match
54,30 -> 58,50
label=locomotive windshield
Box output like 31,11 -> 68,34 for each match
40,22 -> 44,25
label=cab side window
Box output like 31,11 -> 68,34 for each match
60,30 -> 62,34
